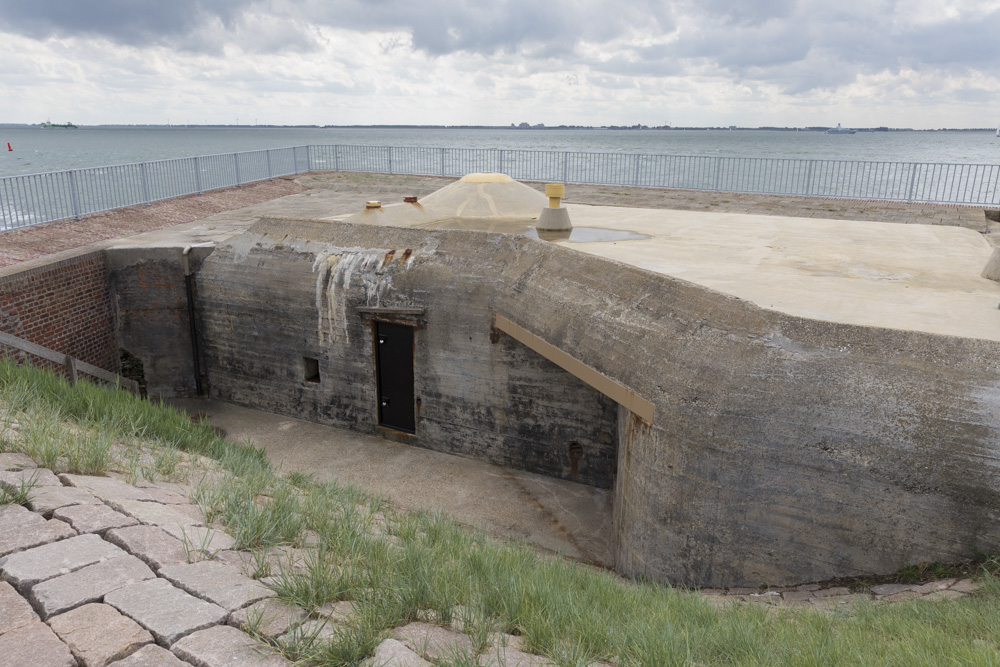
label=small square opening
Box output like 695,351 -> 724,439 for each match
303,357 -> 321,384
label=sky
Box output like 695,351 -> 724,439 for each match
0,0 -> 998,129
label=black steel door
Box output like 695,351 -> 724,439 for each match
375,321 -> 415,433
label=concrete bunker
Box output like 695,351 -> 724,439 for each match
97,173 -> 1000,589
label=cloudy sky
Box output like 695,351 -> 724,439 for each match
1,0 -> 998,128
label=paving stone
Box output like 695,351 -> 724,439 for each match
780,590 -> 816,602
30,553 -> 157,619
47,603 -> 154,666
0,504 -> 77,558
317,600 -> 358,625
0,620 -> 76,667
60,474 -> 162,502
159,525 -> 235,555
52,503 -> 140,535
488,632 -> 527,653
170,624 -> 291,666
391,621 -> 476,662
158,560 -> 275,611
107,499 -> 205,528
228,599 -> 308,640
105,578 -> 228,647
0,453 -> 36,471
793,583 -> 821,592
27,484 -> 103,517
279,618 -> 343,651
912,579 -> 956,594
105,525 -> 191,571
870,584 -> 913,596
0,580 -> 38,636
815,587 -> 851,597
0,533 -> 125,594
951,578 -> 984,594
884,590 -> 922,602
107,644 -> 191,666
362,638 -> 432,667
0,503 -> 45,532
0,468 -> 62,489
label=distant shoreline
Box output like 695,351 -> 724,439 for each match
1,123 -> 995,132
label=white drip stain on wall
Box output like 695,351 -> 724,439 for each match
313,246 -> 418,346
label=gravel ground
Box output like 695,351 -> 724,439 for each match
1,171 -> 993,267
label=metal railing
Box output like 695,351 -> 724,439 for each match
3,144 -> 999,230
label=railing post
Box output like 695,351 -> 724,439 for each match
498,149 -> 503,175
266,150 -> 274,180
713,157 -> 721,192
563,152 -> 568,183
906,163 -> 918,202
292,147 -> 299,175
233,153 -> 242,188
305,145 -> 313,172
334,145 -> 340,172
194,156 -> 203,194
65,355 -> 78,385
804,160 -> 815,196
387,146 -> 393,174
440,148 -> 446,176
68,170 -> 82,220
140,162 -> 151,206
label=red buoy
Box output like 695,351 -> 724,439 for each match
5,143 -> 10,152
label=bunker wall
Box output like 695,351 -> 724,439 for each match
196,218 -> 1000,587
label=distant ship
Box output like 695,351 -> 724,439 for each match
42,120 -> 78,129
826,123 -> 856,135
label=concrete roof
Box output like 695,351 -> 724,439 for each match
351,201 -> 1000,342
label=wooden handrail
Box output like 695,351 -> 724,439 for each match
0,330 -> 140,393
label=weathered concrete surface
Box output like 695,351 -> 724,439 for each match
104,578 -> 228,646
194,217 -> 1000,586
29,553 -> 156,619
47,603 -> 154,666
169,397 -> 613,566
198,220 -> 618,489
105,245 -> 215,397
170,624 -> 291,666
0,621 -> 77,667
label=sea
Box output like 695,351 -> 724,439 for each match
1,126 -> 999,179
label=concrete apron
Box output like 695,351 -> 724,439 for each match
168,398 -> 613,567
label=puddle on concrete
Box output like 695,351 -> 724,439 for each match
524,227 -> 651,243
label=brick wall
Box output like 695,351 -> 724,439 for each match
0,251 -> 118,374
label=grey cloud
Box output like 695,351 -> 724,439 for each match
0,0 -> 246,45
1,0 -> 997,97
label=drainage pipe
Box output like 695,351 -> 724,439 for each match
182,246 -> 203,396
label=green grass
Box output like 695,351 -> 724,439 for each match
2,357 -> 1000,666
